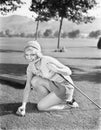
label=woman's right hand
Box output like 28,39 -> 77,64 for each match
16,105 -> 26,116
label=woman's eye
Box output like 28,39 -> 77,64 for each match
25,54 -> 28,57
31,54 -> 35,56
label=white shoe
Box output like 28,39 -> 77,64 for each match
71,102 -> 79,108
50,104 -> 66,110
16,108 -> 26,116
66,99 -> 79,108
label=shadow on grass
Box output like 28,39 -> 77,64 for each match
0,102 -> 38,116
0,63 -> 101,88
0,71 -> 101,90
0,63 -> 27,75
72,71 -> 101,84
0,79 -> 25,89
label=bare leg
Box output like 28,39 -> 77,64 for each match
31,76 -> 66,111
37,92 -> 64,111
31,76 -> 51,102
36,85 -> 50,102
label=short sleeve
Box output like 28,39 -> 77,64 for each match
47,62 -> 72,75
47,62 -> 58,72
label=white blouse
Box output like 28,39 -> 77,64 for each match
26,56 -> 73,84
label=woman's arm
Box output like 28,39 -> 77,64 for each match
17,70 -> 33,116
57,67 -> 72,75
22,71 -> 33,108
47,62 -> 72,76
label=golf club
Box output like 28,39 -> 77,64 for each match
58,73 -> 101,109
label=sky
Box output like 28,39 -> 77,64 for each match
0,0 -> 101,18
88,0 -> 101,18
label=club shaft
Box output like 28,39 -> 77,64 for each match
59,74 -> 101,109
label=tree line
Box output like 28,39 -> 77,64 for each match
0,29 -> 101,39
0,0 -> 97,50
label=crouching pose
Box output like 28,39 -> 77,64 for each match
17,40 -> 79,116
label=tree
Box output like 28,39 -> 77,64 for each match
30,0 -> 53,40
43,29 -> 52,37
5,29 -> 11,37
34,30 -> 42,38
88,30 -> 101,38
61,31 -> 68,38
45,0 -> 97,49
54,31 -> 59,38
0,31 -> 5,37
68,30 -> 80,38
20,32 -> 25,37
0,0 -> 24,15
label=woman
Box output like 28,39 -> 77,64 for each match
17,40 -> 79,116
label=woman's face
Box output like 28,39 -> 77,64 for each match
24,47 -> 38,62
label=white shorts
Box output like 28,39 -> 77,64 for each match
31,76 -> 74,100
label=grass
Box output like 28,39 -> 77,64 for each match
0,37 -> 101,130
0,63 -> 101,130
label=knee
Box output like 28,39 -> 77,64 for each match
31,76 -> 39,88
55,87 -> 66,99
37,102 -> 46,111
